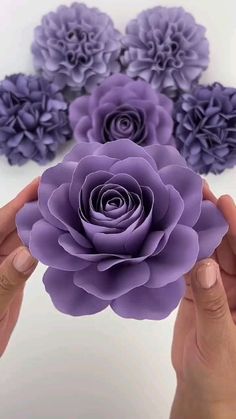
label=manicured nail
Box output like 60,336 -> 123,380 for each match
196,262 -> 217,289
13,248 -> 36,274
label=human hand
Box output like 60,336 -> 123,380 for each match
0,179 -> 39,356
171,187 -> 236,419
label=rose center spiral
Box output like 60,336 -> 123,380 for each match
103,105 -> 146,144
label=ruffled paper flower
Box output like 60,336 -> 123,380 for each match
70,74 -> 174,146
32,3 -> 121,94
121,6 -> 209,98
0,74 -> 71,166
16,140 -> 228,320
174,83 -> 236,174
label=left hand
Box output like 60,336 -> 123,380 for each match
0,179 -> 39,356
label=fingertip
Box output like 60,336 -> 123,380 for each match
218,194 -> 235,207
217,195 -> 236,236
12,247 -> 37,276
202,182 -> 218,204
191,258 -> 220,289
16,177 -> 40,202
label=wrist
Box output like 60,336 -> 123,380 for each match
170,385 -> 236,419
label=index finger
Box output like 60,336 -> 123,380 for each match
0,178 -> 40,245
203,180 -> 218,204
217,195 -> 236,254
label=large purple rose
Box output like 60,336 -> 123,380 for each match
69,74 -> 173,146
16,140 -> 228,320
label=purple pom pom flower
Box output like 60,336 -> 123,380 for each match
174,83 -> 236,174
122,6 -> 209,98
70,74 -> 174,146
0,74 -> 71,166
32,3 -> 121,94
17,139 -> 228,320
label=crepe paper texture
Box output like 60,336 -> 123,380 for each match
16,139 -> 228,320
70,74 -> 174,146
121,6 -> 209,99
0,74 -> 71,166
32,3 -> 121,94
174,83 -> 236,174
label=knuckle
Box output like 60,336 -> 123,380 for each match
203,295 -> 228,320
0,274 -> 13,294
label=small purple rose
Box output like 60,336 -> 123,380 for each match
17,140 -> 228,320
174,83 -> 236,174
70,74 -> 174,146
121,6 -> 209,98
0,74 -> 71,166
32,3 -> 121,94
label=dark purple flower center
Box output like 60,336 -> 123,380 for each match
64,25 -> 104,68
102,105 -> 147,145
144,25 -> 187,71
66,28 -> 88,43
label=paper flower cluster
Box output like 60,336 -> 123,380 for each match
32,3 -> 121,94
17,139 -> 228,320
0,74 -> 71,166
1,2 -> 232,320
69,74 -> 174,146
174,83 -> 236,174
121,6 -> 209,98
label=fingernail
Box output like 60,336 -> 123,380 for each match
203,179 -> 209,188
13,248 -> 36,274
196,262 -> 217,289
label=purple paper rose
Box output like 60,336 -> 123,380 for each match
121,6 -> 209,98
0,74 -> 71,166
174,83 -> 236,174
16,140 -> 228,320
32,3 -> 121,94
70,74 -> 174,146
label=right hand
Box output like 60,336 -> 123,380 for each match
171,186 -> 236,419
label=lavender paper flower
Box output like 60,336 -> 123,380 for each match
0,74 -> 71,166
70,74 -> 174,146
122,6 -> 209,98
32,3 -> 121,94
17,140 -> 228,320
175,83 -> 236,174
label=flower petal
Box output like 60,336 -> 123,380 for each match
63,142 -> 101,163
146,225 -> 199,288
49,183 -> 92,248
145,144 -> 187,170
111,278 -> 185,320
43,268 -> 110,316
29,220 -> 84,271
38,162 -> 76,229
69,96 -> 90,129
95,139 -> 157,170
16,201 -> 42,247
194,200 -> 228,260
111,156 -> 169,222
74,261 -> 150,300
159,165 -> 203,226
69,155 -> 117,209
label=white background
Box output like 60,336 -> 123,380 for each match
0,1 -> 236,418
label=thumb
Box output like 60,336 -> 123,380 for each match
190,258 -> 234,355
0,247 -> 37,319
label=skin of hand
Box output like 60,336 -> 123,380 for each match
0,179 -> 39,356
170,184 -> 236,419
